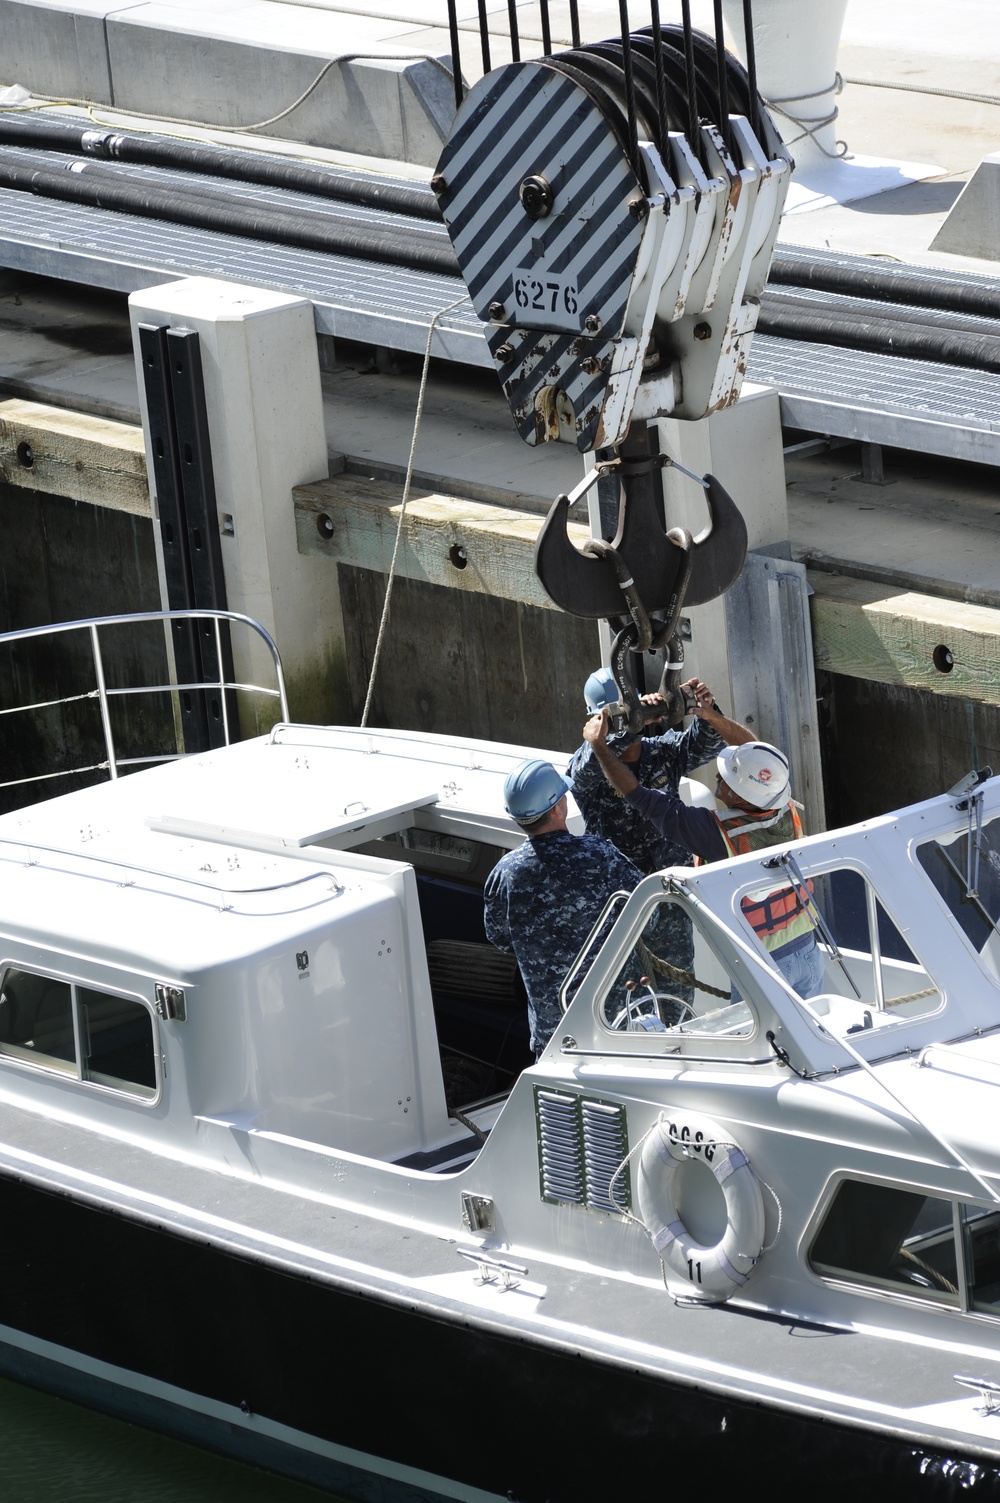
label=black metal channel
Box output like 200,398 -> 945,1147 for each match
136,324 -> 237,751
166,329 -> 238,747
136,323 -> 213,754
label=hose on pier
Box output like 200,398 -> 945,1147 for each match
0,151 -> 460,278
770,252 -> 1000,323
759,289 -> 1000,375
0,115 -> 442,223
1,115 -> 998,379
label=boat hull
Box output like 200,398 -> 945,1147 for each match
0,1170 -> 998,1502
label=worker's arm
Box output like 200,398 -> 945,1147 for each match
695,697 -> 754,746
642,679 -> 753,748
583,709 -> 727,862
483,866 -> 513,952
582,709 -> 640,797
625,783 -> 728,862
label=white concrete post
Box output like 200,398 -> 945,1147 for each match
656,385 -> 825,827
722,0 -> 849,171
657,382 -> 788,708
129,277 -> 348,729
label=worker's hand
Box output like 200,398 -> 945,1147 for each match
688,680 -> 716,715
583,707 -> 610,748
640,688 -> 661,724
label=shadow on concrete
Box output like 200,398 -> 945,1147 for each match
843,180 -> 965,216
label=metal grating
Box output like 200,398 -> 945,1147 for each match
535,1087 -> 630,1213
0,186 -> 487,366
752,333 -> 1000,466
0,154 -> 997,457
751,333 -> 1000,423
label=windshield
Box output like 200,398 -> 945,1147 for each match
599,897 -> 755,1042
917,810 -> 1000,978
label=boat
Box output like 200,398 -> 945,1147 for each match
2,609 -> 1000,1500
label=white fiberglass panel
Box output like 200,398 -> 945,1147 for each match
242,882 -> 430,1159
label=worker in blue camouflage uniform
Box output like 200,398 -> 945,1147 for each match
567,668 -> 752,1003
484,759 -> 643,1058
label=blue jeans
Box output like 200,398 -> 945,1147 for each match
774,940 -> 825,999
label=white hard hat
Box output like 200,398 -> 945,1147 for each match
716,742 -> 791,810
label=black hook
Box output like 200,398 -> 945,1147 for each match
534,459 -> 747,619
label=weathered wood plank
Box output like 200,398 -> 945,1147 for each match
0,399 -> 149,516
294,474 -> 589,612
808,570 -> 1000,705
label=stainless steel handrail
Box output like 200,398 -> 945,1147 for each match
0,609 -> 289,791
558,889 -> 633,1015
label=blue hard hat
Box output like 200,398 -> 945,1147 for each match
584,666 -> 620,714
583,666 -> 640,748
503,759 -> 572,822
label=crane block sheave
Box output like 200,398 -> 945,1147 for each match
434,19 -> 792,449
433,4 -> 793,727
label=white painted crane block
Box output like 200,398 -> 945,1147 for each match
434,37 -> 792,450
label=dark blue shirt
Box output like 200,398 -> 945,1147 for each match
624,782 -> 728,863
483,829 -> 642,1053
567,717 -> 722,873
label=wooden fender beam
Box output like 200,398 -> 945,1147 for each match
294,474 -> 590,613
0,399 -> 149,515
809,570 -> 1000,705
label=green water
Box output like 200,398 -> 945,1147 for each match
0,1375 -> 339,1502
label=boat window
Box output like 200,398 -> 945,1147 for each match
0,970 -> 76,1072
78,987 -> 157,1095
961,1204 -> 1000,1313
0,968 -> 157,1099
738,864 -> 940,1034
810,1180 -> 960,1306
599,898 -> 755,1040
917,815 -> 1000,981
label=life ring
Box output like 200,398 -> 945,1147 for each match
637,1112 -> 765,1302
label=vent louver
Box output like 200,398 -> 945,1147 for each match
534,1087 -> 630,1213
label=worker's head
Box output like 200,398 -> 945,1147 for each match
584,666 -> 619,716
503,759 -> 573,832
583,667 -> 640,753
716,742 -> 791,811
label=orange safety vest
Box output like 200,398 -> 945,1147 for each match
714,804 -> 815,954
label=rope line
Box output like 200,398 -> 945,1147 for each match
765,74 -> 848,160
359,293 -> 467,729
0,689 -> 96,715
4,52 -> 455,136
636,938 -> 731,1000
841,76 -> 1000,109
0,762 -> 108,790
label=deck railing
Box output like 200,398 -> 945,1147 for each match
0,609 -> 289,794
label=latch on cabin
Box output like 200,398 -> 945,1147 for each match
154,983 -> 187,1021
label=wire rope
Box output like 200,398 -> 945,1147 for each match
359,295 -> 467,728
